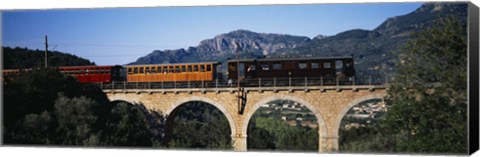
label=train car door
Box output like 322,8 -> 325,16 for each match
335,60 -> 344,77
238,63 -> 245,79
245,63 -> 256,79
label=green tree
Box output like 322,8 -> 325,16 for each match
3,46 -> 94,69
54,95 -> 98,145
168,102 -> 232,149
248,117 -> 318,152
10,111 -> 55,144
247,121 -> 276,150
383,16 -> 467,153
101,102 -> 153,146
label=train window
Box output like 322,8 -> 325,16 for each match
134,67 -> 138,74
146,67 -> 150,74
139,67 -> 144,74
175,66 -> 180,73
345,62 -> 351,68
323,62 -> 332,68
229,64 -> 236,71
159,67 -> 164,73
181,66 -> 186,72
260,64 -> 269,71
200,65 -> 205,72
169,66 -> 174,73
194,65 -> 198,72
187,65 -> 192,72
335,60 -> 343,69
151,67 -> 156,74
161,66 -> 166,73
273,63 -> 282,70
298,62 -> 307,69
247,64 -> 256,71
206,65 -> 211,71
311,62 -> 319,69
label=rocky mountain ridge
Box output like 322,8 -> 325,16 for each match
130,2 -> 468,76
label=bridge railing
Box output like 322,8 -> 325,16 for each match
98,75 -> 389,90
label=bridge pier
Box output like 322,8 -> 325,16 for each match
321,136 -> 339,152
232,134 -> 247,151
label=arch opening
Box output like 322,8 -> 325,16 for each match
164,101 -> 233,150
337,96 -> 387,152
243,95 -> 327,152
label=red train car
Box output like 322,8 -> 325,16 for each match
57,65 -> 123,83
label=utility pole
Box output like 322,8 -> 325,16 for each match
235,41 -> 243,114
44,35 -> 48,68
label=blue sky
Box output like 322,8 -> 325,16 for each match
2,3 -> 423,65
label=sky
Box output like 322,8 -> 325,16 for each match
1,2 -> 423,66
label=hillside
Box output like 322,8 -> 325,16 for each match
129,2 -> 468,76
3,47 -> 95,69
130,29 -> 311,72
284,2 -> 468,76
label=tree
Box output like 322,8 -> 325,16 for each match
248,117 -> 318,152
383,16 -> 467,154
54,94 -> 98,145
167,102 -> 232,149
101,102 -> 153,146
2,68 -> 163,147
247,121 -> 276,150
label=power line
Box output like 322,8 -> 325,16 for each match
50,42 -> 188,48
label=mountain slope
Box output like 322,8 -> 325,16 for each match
131,29 -> 311,65
3,47 -> 95,69
282,2 -> 468,76
130,2 -> 468,76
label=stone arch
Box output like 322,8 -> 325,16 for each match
105,94 -> 139,106
333,93 -> 387,138
165,96 -> 237,138
242,95 -> 328,151
110,100 -> 135,105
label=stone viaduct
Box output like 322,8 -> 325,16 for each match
104,85 -> 387,152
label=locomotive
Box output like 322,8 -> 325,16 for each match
2,56 -> 355,86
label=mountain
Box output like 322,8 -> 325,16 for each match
3,47 -> 95,69
281,2 -> 468,76
130,2 -> 468,76
131,29 -> 310,64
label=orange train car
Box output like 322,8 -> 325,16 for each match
125,62 -> 221,83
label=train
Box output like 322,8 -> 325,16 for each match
2,56 -> 355,85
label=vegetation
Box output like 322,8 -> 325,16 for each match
3,68 -> 157,146
248,111 -> 318,152
3,46 -> 94,69
167,102 -> 232,149
339,17 -> 467,154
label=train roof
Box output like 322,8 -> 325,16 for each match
57,65 -> 118,69
125,61 -> 221,67
227,56 -> 353,63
